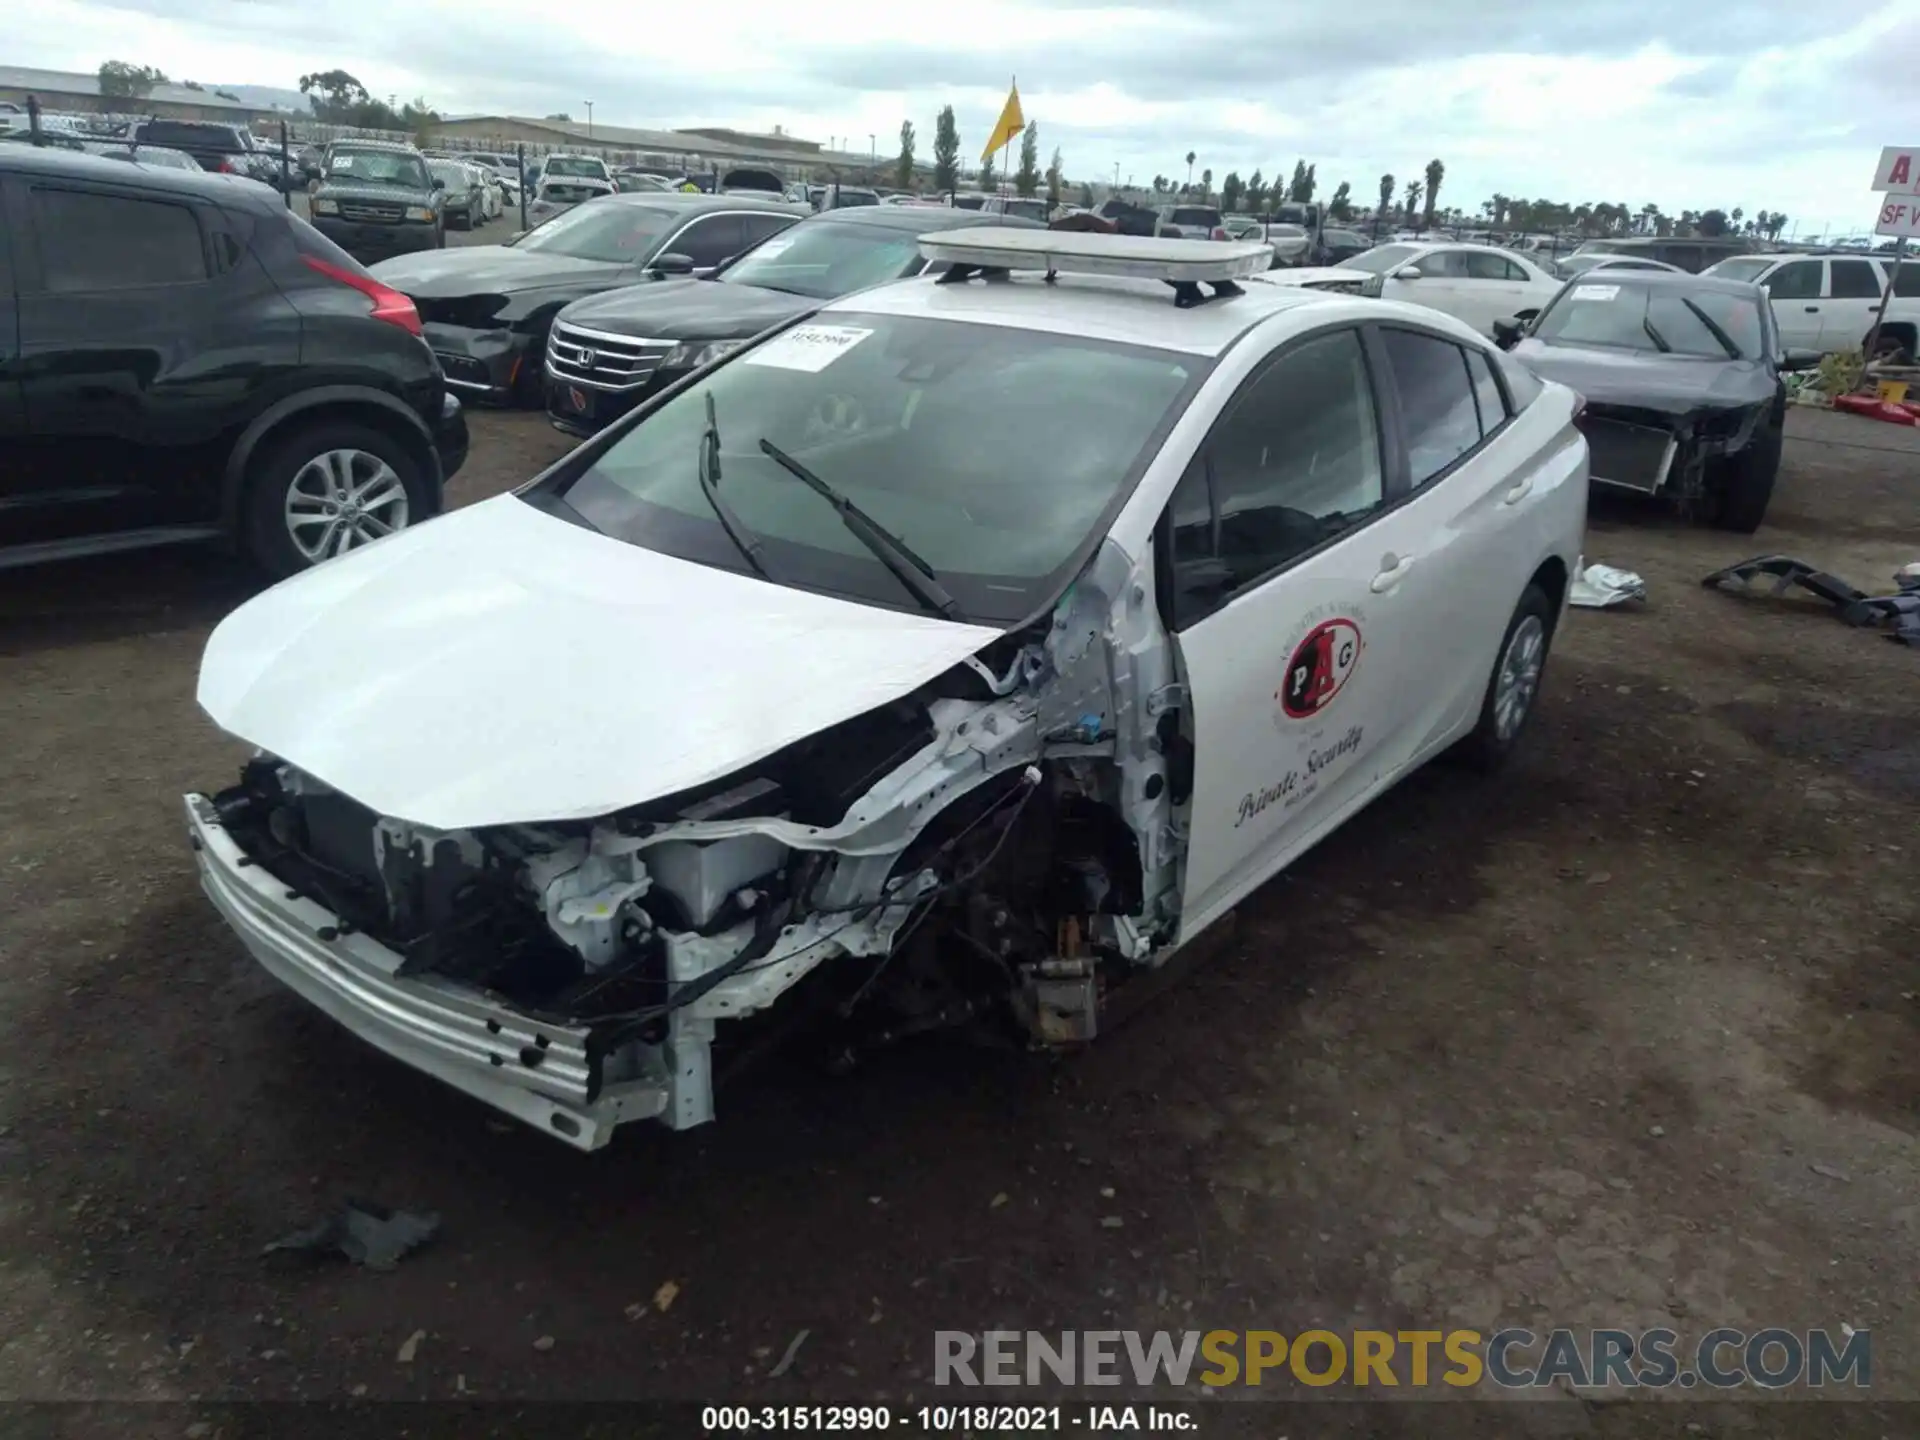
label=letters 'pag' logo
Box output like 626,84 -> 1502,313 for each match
1279,618 -> 1362,720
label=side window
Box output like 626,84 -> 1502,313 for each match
1417,249 -> 1469,278
1894,266 -> 1920,299
1763,261 -> 1821,300
1464,348 -> 1508,436
1463,251 -> 1513,281
30,188 -> 207,293
668,214 -> 745,268
1661,245 -> 1705,272
1165,329 -> 1384,628
1379,329 -> 1481,485
1829,260 -> 1883,299
740,214 -> 793,249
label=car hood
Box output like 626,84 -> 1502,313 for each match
558,278 -> 814,340
1510,340 -> 1773,415
369,247 -> 631,297
314,178 -> 436,208
196,494 -> 1001,831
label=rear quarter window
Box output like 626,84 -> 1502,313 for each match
1171,208 -> 1220,227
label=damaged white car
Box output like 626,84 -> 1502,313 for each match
187,230 -> 1588,1150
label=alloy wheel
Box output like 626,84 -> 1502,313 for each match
1493,615 -> 1546,742
284,448 -> 411,564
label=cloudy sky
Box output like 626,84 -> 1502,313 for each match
25,0 -> 1916,234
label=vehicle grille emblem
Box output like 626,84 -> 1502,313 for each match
579,347 -> 598,371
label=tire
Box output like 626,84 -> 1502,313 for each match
1709,422 -> 1782,534
1871,325 -> 1915,365
242,419 -> 433,580
1455,583 -> 1555,773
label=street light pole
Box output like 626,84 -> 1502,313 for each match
869,133 -> 876,163
584,100 -> 594,138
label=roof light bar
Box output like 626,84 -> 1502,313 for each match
917,226 -> 1274,284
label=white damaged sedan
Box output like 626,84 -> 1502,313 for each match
188,231 -> 1588,1149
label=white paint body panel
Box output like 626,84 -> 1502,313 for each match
196,495 -> 1000,831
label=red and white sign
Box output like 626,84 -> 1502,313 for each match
1871,146 -> 1920,192
1874,195 -> 1920,239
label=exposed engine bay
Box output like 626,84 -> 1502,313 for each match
194,539 -> 1193,1147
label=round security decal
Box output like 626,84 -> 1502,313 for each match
1279,618 -> 1362,719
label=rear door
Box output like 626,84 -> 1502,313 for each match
1760,259 -> 1825,348
1367,325 -> 1552,749
1823,258 -> 1885,352
1167,325 -> 1420,932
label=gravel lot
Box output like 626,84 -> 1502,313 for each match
0,401 -> 1915,1429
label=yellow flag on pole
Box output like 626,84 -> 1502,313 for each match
981,80 -> 1025,163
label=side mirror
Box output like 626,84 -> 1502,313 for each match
649,252 -> 696,277
1781,347 -> 1822,372
1492,317 -> 1524,348
1393,265 -> 1423,280
432,177 -> 446,190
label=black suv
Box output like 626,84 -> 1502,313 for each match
310,139 -> 446,261
0,145 -> 468,577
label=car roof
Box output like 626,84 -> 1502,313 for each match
607,192 -> 803,215
0,142 -> 278,207
818,269 -> 1339,356
804,206 -> 1044,234
1567,270 -> 1765,298
326,137 -> 421,152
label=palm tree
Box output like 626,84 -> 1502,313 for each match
1200,167 -> 1212,198
1377,173 -> 1394,217
1422,158 -> 1444,232
1185,151 -> 1196,190
1403,180 -> 1422,226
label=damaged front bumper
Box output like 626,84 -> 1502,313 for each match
187,792 -> 658,1148
1578,404 -> 1762,497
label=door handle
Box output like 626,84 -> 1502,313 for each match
1804,305 -> 1820,312
1504,475 -> 1535,505
1370,553 -> 1416,593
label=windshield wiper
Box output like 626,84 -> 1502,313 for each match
755,438 -> 962,620
1641,316 -> 1674,354
696,393 -> 773,580
1679,297 -> 1741,359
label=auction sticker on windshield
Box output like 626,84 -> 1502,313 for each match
1571,284 -> 1620,302
745,324 -> 873,372
748,236 -> 796,261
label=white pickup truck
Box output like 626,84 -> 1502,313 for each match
1705,252 -> 1920,361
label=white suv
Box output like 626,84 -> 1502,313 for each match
1704,252 -> 1918,360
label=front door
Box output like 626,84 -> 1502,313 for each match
1164,325 -> 1415,934
1761,258 -> 1825,349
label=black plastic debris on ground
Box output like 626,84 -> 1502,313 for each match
1703,553 -> 1920,647
263,1200 -> 441,1271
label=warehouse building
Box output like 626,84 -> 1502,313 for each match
0,65 -> 278,123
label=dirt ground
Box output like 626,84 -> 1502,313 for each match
0,402 -> 1915,1432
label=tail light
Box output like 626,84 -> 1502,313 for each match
1212,226 -> 1229,241
301,255 -> 424,337
217,157 -> 240,174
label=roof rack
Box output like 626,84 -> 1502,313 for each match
919,226 -> 1273,307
